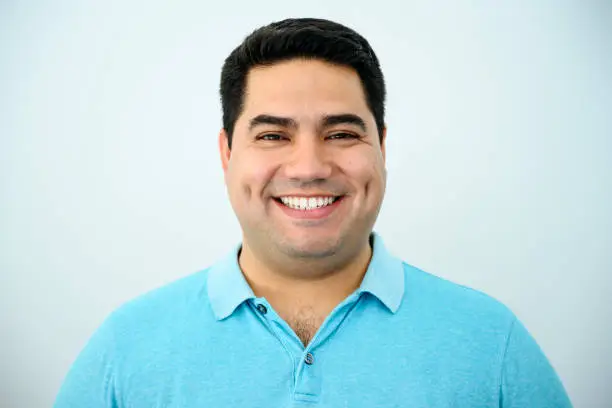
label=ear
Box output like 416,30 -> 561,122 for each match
218,128 -> 231,173
380,126 -> 387,163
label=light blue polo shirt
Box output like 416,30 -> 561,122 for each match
55,234 -> 572,407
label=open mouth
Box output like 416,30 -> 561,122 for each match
273,195 -> 343,211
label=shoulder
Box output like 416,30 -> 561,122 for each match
401,262 -> 516,331
104,268 -> 214,339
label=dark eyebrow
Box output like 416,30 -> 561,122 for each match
321,114 -> 368,133
249,115 -> 298,131
247,113 -> 368,133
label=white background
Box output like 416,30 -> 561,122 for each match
1,1 -> 610,407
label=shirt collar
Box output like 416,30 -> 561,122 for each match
357,233 -> 405,313
207,232 -> 405,320
206,245 -> 255,320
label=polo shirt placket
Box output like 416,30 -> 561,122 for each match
249,292 -> 364,405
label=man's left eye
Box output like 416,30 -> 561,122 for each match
327,133 -> 358,140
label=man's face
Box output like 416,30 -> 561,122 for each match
220,59 -> 386,263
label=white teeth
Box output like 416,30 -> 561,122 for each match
279,196 -> 337,210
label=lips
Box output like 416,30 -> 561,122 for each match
272,195 -> 345,220
275,195 -> 340,210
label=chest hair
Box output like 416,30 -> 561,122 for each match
287,306 -> 325,346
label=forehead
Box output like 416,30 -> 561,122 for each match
239,59 -> 372,126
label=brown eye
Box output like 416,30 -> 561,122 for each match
327,132 -> 359,140
258,133 -> 286,141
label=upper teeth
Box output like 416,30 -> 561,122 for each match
279,196 -> 336,210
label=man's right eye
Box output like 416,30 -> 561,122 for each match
257,133 -> 286,141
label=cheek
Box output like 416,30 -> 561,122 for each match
342,152 -> 386,193
365,163 -> 386,200
227,152 -> 278,199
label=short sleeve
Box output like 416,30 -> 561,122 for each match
500,317 -> 572,407
54,313 -> 119,408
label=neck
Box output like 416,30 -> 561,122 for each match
238,237 -> 373,311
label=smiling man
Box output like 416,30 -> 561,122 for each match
55,18 -> 572,407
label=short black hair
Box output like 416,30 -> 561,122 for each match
219,18 -> 386,148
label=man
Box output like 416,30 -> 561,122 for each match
55,18 -> 572,407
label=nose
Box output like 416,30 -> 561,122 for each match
283,136 -> 332,182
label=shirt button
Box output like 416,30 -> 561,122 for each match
256,304 -> 267,315
304,352 -> 314,365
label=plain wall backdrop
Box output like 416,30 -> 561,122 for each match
1,1 -> 610,407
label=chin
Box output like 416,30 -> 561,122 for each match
279,235 -> 341,259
